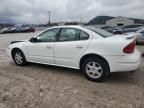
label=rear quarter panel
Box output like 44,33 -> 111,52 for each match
83,38 -> 127,56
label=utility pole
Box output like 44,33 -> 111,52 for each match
80,17 -> 83,25
48,11 -> 51,25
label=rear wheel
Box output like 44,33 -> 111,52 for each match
81,57 -> 110,82
12,49 -> 27,66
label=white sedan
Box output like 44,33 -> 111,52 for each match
7,26 -> 141,82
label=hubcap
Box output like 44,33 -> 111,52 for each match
86,62 -> 103,79
14,52 -> 23,64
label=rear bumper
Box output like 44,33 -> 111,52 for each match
110,61 -> 140,72
105,49 -> 141,72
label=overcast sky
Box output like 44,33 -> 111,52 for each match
0,0 -> 144,24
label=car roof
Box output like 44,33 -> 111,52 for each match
44,25 -> 89,32
48,25 -> 82,29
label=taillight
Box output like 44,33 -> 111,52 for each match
123,41 -> 136,53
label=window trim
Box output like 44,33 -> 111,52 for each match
56,27 -> 90,42
80,30 -> 90,40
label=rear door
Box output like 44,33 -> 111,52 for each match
54,27 -> 91,68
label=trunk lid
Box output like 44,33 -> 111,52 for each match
103,33 -> 137,55
108,33 -> 137,41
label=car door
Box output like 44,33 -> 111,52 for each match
27,28 -> 59,64
54,27 -> 91,68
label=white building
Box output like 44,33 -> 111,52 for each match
106,16 -> 134,27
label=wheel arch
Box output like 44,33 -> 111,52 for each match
79,53 -> 110,71
11,48 -> 25,58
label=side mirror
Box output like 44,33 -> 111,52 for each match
29,37 -> 37,42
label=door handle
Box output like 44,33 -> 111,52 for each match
76,45 -> 83,49
46,46 -> 52,49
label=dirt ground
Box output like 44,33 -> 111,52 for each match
0,32 -> 144,108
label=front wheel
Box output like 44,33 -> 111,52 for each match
81,57 -> 110,82
12,49 -> 27,66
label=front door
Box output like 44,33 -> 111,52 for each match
27,28 -> 59,64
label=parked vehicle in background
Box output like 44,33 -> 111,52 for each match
7,27 -> 17,33
113,24 -> 144,34
0,27 -> 11,34
12,27 -> 35,33
136,28 -> 144,44
101,26 -> 114,33
21,27 -> 35,33
113,28 -> 122,34
114,27 -> 142,34
123,24 -> 144,29
0,27 -> 35,34
14,27 -> 24,33
7,26 -> 141,82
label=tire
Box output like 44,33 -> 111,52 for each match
81,57 -> 110,82
12,49 -> 27,66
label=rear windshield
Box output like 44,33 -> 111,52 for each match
84,26 -> 113,38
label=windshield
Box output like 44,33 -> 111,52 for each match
84,26 -> 113,38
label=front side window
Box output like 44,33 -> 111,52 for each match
37,28 -> 59,42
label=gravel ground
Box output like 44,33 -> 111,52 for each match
0,32 -> 144,108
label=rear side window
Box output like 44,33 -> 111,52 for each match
59,28 -> 80,41
80,31 -> 89,40
58,28 -> 89,41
